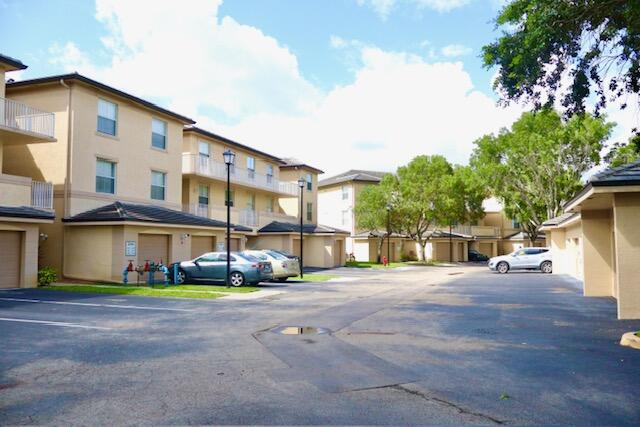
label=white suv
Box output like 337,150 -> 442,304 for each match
488,247 -> 552,274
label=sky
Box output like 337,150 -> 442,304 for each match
1,0 -> 636,177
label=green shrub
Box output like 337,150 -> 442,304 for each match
400,252 -> 418,262
38,267 -> 57,286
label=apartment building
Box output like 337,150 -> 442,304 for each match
319,169 -> 544,263
4,72 -> 250,283
0,55 -> 56,288
542,160 -> 640,319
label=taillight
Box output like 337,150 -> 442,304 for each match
252,263 -> 258,268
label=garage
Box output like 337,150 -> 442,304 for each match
139,234 -> 170,265
0,230 -> 22,288
334,239 -> 343,265
230,238 -> 240,251
191,236 -> 215,259
479,242 -> 493,257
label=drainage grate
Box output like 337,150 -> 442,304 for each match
271,326 -> 331,335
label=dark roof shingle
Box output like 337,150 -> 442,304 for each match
259,221 -> 349,234
589,159 -> 640,186
279,158 -> 324,174
318,170 -> 387,187
0,53 -> 27,71
0,206 -> 54,220
62,201 -> 251,231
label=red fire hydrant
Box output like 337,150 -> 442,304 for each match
382,255 -> 388,267
127,261 -> 134,272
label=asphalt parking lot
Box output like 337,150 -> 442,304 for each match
1,266 -> 639,425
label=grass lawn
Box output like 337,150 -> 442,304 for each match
44,283 -> 259,299
288,273 -> 336,282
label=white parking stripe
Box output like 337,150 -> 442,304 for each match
0,317 -> 113,330
0,297 -> 194,312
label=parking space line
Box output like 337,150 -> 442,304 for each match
0,317 -> 113,330
0,297 -> 194,312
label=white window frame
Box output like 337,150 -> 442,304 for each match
97,98 -> 118,136
151,118 -> 167,150
150,170 -> 167,201
96,158 -> 116,194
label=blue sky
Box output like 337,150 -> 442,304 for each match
0,0 -> 633,175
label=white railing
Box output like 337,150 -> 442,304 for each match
1,97 -> 55,139
184,203 -> 298,228
31,180 -> 53,209
449,225 -> 501,237
182,153 -> 298,196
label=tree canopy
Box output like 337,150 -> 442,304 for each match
483,0 -> 640,119
471,109 -> 613,242
604,134 -> 640,167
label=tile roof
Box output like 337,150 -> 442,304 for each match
430,230 -> 472,239
0,53 -> 27,71
542,212 -> 579,227
279,158 -> 324,174
7,73 -> 195,124
258,221 -> 349,234
589,159 -> 640,186
352,230 -> 407,238
62,201 -> 251,231
184,127 -> 286,163
318,170 -> 387,187
0,206 -> 54,220
504,231 -> 546,241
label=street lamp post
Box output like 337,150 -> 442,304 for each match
297,177 -> 306,279
223,149 -> 235,288
386,203 -> 392,264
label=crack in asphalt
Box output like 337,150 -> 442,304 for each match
390,385 -> 507,425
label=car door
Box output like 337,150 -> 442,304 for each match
521,248 -> 541,268
509,249 -> 528,269
190,254 -> 218,280
212,254 -> 236,281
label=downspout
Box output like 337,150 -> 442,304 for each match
59,79 -> 73,277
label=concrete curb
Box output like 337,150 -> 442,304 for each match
620,331 -> 640,350
219,290 -> 285,300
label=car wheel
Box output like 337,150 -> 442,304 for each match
229,272 -> 245,287
277,277 -> 288,282
497,261 -> 509,274
174,269 -> 186,284
540,261 -> 553,274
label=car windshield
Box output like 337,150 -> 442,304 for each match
266,250 -> 288,260
237,253 -> 260,262
244,251 -> 269,261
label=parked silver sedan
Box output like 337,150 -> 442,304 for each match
242,250 -> 300,282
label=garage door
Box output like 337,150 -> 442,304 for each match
139,234 -> 170,265
191,236 -> 215,259
230,238 -> 240,251
479,242 -> 493,257
0,231 -> 21,288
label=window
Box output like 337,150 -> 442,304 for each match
247,157 -> 255,179
306,202 -> 312,221
266,197 -> 274,213
198,184 -> 209,206
97,99 -> 117,136
306,173 -> 312,191
96,159 -> 116,194
151,118 -> 167,149
198,141 -> 210,158
512,218 -> 520,228
247,193 -> 255,211
150,171 -> 166,200
217,254 -> 236,262
341,185 -> 349,200
225,189 -> 234,207
266,164 -> 274,184
341,210 -> 349,225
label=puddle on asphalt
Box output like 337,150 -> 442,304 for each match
272,326 -> 331,335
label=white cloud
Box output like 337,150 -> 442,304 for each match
51,0 -> 528,177
330,35 -> 348,49
357,0 -> 471,19
441,44 -> 473,57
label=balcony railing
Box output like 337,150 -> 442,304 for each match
182,153 -> 298,196
449,225 -> 501,237
31,180 -> 53,210
1,97 -> 55,139
184,203 -> 297,228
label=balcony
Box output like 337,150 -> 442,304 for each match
182,153 -> 298,196
0,174 -> 53,210
184,203 -> 298,229
0,97 -> 56,143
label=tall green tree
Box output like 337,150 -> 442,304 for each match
483,0 -> 640,118
354,174 -> 398,263
440,166 -> 489,261
471,109 -> 613,243
393,155 -> 453,261
604,134 -> 640,167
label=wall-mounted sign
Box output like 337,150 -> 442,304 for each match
125,240 -> 137,257
216,242 -> 225,252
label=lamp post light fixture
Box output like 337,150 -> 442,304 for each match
223,149 -> 235,288
297,176 -> 306,279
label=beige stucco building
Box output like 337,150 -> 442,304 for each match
318,170 -> 542,263
541,160 -> 640,319
0,54 -> 55,288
